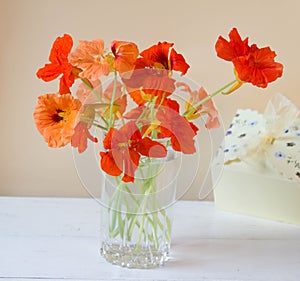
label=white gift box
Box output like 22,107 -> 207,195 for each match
213,162 -> 300,225
212,94 -> 300,225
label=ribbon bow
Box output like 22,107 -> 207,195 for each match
217,93 -> 300,182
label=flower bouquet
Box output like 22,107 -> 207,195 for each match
34,28 -> 283,268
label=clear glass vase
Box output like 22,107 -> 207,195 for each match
100,149 -> 179,269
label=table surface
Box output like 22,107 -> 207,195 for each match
0,197 -> 300,281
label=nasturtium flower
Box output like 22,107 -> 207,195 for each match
71,121 -> 98,153
69,39 -> 110,80
100,121 -> 167,182
140,41 -> 190,75
33,93 -> 81,148
111,41 -> 139,78
124,62 -> 176,106
215,28 -> 283,89
233,44 -> 283,88
177,82 -> 220,129
156,106 -> 198,154
123,98 -> 181,138
123,42 -> 190,105
36,34 -> 76,94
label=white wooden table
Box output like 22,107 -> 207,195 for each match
0,197 -> 300,281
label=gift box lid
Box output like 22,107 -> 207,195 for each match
213,93 -> 300,183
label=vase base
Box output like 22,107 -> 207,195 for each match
100,242 -> 170,269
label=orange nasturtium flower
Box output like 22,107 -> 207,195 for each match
34,93 -> 81,148
36,34 -> 76,94
100,121 -> 167,182
111,41 -> 139,78
215,28 -> 283,89
123,42 -> 190,105
69,39 -> 111,80
177,82 -> 220,129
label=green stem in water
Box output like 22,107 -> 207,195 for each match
107,161 -> 172,249
183,79 -> 237,117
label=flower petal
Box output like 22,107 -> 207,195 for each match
111,40 -> 139,77
100,150 -> 122,177
122,149 -> 140,182
124,106 -> 146,119
215,27 -> 250,61
136,137 -> 167,158
102,128 -> 115,150
170,48 -> 190,75
49,34 -> 73,64
118,121 -> 142,142
140,42 -> 173,68
71,121 -> 98,153
36,63 -> 61,82
157,107 -> 196,154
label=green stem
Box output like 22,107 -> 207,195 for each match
136,213 -> 146,251
107,160 -> 172,249
108,71 -> 118,129
108,178 -> 125,236
183,79 -> 237,117
95,111 -> 109,127
80,117 -> 107,130
127,184 -> 150,241
109,190 -> 119,234
137,159 -> 161,248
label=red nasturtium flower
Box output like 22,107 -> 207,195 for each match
140,42 -> 190,75
233,44 -> 283,88
156,106 -> 198,154
123,97 -> 182,139
100,121 -> 167,182
215,28 -> 283,88
34,93 -> 81,148
124,42 -> 190,105
176,82 -> 220,129
36,34 -> 76,94
111,41 -> 139,78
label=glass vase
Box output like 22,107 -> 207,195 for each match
100,149 -> 179,269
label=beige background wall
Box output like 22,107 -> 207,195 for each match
0,0 -> 299,199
